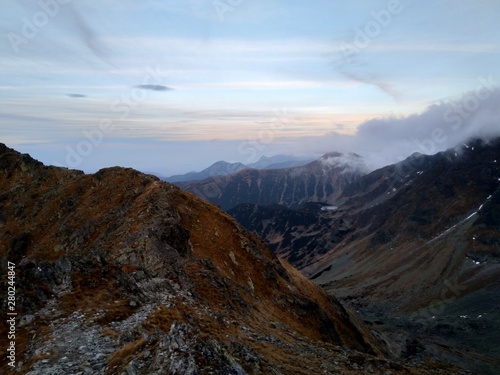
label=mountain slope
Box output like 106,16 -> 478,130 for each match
183,152 -> 368,211
308,139 -> 500,305
228,153 -> 440,270
230,138 -> 500,373
0,144 -> 443,375
310,139 -> 500,373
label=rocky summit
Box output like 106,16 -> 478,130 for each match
0,143 -> 466,375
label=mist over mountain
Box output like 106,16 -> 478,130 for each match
292,87 -> 500,171
153,87 -> 500,180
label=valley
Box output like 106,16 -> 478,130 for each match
186,138 -> 500,374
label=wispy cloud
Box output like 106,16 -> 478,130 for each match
336,67 -> 402,100
66,93 -> 87,98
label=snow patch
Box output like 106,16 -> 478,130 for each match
424,193 -> 492,245
319,152 -> 368,174
321,205 -> 338,211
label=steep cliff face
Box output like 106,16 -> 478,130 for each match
0,144 -> 420,375
182,152 -> 367,211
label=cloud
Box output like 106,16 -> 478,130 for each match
66,94 -> 87,98
291,86 -> 500,171
331,45 -> 403,101
337,68 -> 401,100
60,2 -> 115,67
133,84 -> 173,91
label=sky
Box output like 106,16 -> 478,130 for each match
1,0 -> 499,175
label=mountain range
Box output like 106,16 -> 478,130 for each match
180,152 -> 369,211
164,154 -> 314,183
228,138 -> 500,374
0,143 -> 466,374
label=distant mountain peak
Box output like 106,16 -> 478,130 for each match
317,152 -> 368,174
165,160 -> 248,183
248,154 -> 315,170
320,151 -> 344,159
210,160 -> 244,167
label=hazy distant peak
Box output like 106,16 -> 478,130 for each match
165,160 -> 248,183
319,151 -> 343,159
209,160 -> 247,170
318,152 -> 368,174
248,154 -> 314,170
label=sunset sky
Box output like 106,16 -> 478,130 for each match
1,0 -> 499,175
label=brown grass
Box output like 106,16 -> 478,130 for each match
19,348 -> 56,374
106,337 -> 146,375
143,305 -> 185,333
101,327 -> 120,339
58,271 -> 138,325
